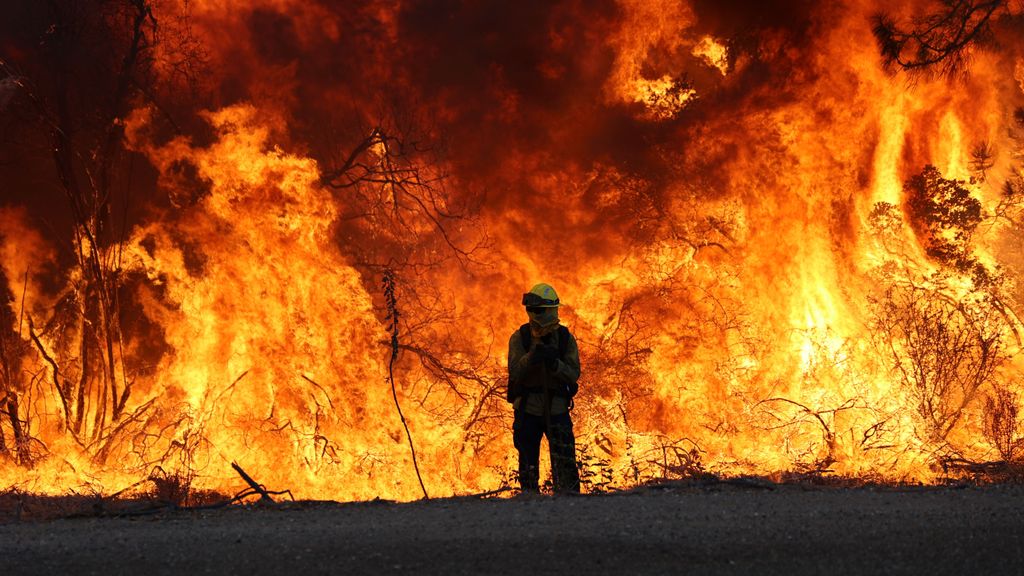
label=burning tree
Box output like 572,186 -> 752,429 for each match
904,165 -> 985,275
0,0 -> 202,464
317,110 -> 506,466
873,0 -> 1007,77
0,267 -> 33,465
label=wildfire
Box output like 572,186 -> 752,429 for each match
629,75 -> 698,120
692,36 -> 729,75
3,0 -> 1024,502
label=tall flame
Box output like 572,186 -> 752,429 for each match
3,0 -> 1024,499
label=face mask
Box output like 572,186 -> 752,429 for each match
527,308 -> 559,329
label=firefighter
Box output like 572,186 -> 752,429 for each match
507,283 -> 581,494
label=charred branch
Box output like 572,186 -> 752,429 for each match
383,270 -> 429,500
230,461 -> 275,504
92,396 -> 156,465
873,0 -> 1005,77
321,125 -> 479,265
27,317 -> 72,435
756,397 -> 841,448
4,395 -> 31,465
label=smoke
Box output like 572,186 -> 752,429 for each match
180,0 -> 829,208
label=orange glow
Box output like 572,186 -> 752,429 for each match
629,75 -> 698,119
692,36 -> 729,75
4,0 -> 1024,501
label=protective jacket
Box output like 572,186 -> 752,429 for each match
507,324 -> 581,416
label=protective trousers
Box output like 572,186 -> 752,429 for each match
513,410 -> 581,494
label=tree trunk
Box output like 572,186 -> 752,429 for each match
7,396 -> 30,465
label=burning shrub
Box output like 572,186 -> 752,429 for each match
874,284 -> 1007,448
148,465 -> 195,507
983,384 -> 1024,462
867,164 -> 1020,464
575,441 -> 614,493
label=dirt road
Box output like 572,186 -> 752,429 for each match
3,483 -> 1024,575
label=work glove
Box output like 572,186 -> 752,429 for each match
527,346 -> 546,366
535,344 -> 559,371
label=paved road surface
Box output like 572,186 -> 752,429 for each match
3,484 -> 1024,575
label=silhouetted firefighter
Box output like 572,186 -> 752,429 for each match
507,283 -> 581,494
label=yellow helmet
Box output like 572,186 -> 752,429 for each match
522,283 -> 560,308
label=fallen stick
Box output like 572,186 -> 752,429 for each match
231,462 -> 275,504
465,486 -> 513,499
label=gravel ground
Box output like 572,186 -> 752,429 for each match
3,483 -> 1024,575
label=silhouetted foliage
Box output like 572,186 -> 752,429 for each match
984,385 -> 1024,462
0,0 -> 204,457
969,141 -> 996,181
873,0 -> 1005,77
874,285 -> 1006,445
904,165 -> 984,276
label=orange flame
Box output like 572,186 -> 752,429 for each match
4,0 -> 1024,500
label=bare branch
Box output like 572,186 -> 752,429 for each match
873,1 -> 1006,77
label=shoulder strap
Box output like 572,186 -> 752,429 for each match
519,324 -> 532,351
557,325 -> 570,359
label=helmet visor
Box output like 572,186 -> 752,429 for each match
522,292 -> 559,307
